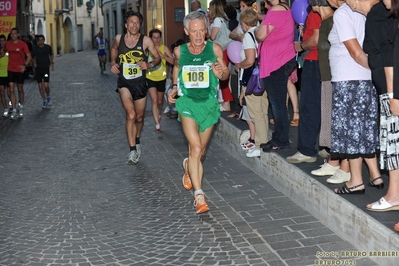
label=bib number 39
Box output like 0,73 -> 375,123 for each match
123,63 -> 142,79
182,65 -> 210,89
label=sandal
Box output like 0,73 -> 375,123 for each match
367,176 -> 384,189
240,140 -> 251,148
241,141 -> 255,150
394,222 -> 399,232
290,112 -> 299,126
227,112 -> 239,118
334,183 -> 365,195
290,119 -> 299,127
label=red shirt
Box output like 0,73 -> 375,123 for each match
4,40 -> 30,72
303,11 -> 321,61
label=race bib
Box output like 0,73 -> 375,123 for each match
99,44 -> 105,49
123,63 -> 142,80
182,65 -> 210,89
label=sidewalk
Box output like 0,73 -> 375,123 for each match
0,50 -> 395,266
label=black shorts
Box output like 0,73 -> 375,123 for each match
8,71 -> 24,84
0,76 -> 8,86
117,77 -> 148,101
146,79 -> 167,93
35,68 -> 50,83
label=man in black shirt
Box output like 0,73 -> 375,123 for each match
31,34 -> 54,109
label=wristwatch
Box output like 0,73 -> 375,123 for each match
150,62 -> 155,68
300,42 -> 305,51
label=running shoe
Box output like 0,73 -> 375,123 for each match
127,150 -> 139,164
182,158 -> 192,190
47,97 -> 52,106
3,109 -> 8,117
155,124 -> 161,132
193,194 -> 209,214
42,101 -> 47,109
10,111 -> 18,120
163,106 -> 170,114
18,108 -> 23,118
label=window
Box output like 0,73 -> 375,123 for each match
77,0 -> 83,6
146,0 -> 163,37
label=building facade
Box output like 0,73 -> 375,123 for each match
101,0 -> 263,51
14,0 -> 104,55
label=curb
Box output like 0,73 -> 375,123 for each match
214,117 -> 399,266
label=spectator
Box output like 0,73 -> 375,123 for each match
328,1 -> 381,194
235,8 -> 269,158
286,10 -> 322,164
209,0 -> 234,112
255,0 -> 296,152
361,0 -> 399,232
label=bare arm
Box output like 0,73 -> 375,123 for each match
110,35 -> 121,74
212,43 -> 229,81
236,48 -> 256,70
229,26 -> 244,42
143,36 -> 161,69
50,51 -> 54,71
385,66 -> 399,115
210,26 -> 220,41
343,38 -> 369,69
295,29 -> 319,52
25,53 -> 31,66
255,6 -> 286,42
168,46 -> 181,104
160,45 -> 174,65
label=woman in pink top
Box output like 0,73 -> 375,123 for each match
255,0 -> 296,152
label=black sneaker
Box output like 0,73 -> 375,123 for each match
261,140 -> 290,152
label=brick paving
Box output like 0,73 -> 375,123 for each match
0,51 -> 379,265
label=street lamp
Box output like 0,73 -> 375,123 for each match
86,1 -> 94,17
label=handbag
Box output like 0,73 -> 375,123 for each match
214,18 -> 232,51
242,32 -> 265,96
245,66 -> 265,96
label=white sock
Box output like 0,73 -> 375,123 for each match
194,189 -> 204,196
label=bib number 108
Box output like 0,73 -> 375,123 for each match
186,72 -> 204,82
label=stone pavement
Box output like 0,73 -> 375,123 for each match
0,50 -> 393,266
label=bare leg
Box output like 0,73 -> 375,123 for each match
340,158 -> 350,173
8,82 -> 17,109
157,91 -> 164,119
38,82 -> 46,101
44,82 -> 50,97
180,116 -> 214,191
364,155 -> 382,184
0,86 -> 7,109
17,83 -> 24,105
247,120 -> 255,140
327,157 -> 340,167
118,88 -> 146,146
134,97 -> 146,139
287,80 -> 299,121
148,87 -> 159,127
335,158 -> 364,193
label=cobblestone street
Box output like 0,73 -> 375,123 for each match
0,51 -> 380,266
